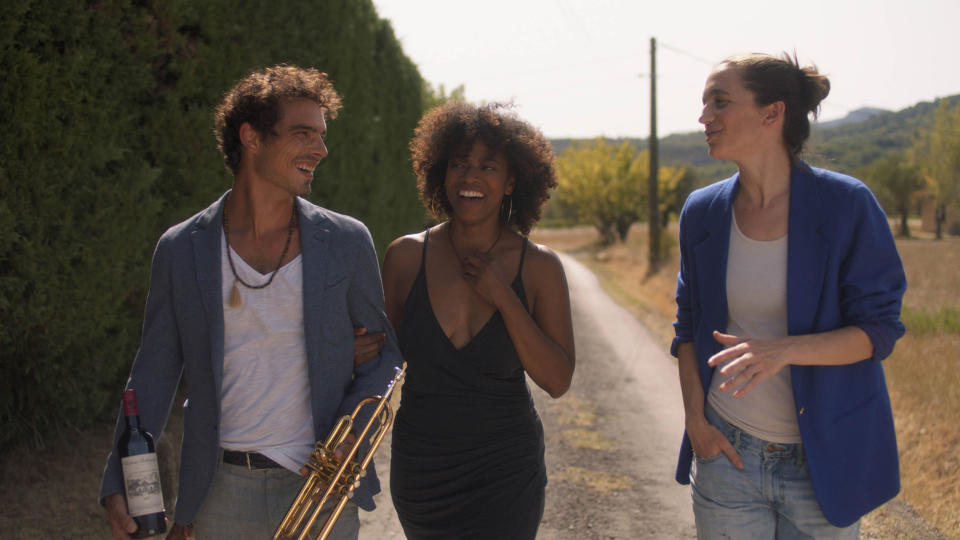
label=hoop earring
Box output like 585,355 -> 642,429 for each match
502,195 -> 513,225
432,189 -> 446,217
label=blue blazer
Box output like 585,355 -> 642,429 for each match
671,164 -> 906,527
100,192 -> 402,524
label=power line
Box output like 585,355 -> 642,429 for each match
658,42 -> 714,66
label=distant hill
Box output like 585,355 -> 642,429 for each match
806,95 -> 960,172
549,94 -> 960,186
816,107 -> 888,129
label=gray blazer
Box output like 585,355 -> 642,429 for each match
100,191 -> 402,524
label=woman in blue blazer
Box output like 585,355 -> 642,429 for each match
673,53 -> 906,539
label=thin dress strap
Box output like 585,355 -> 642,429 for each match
516,237 -> 528,275
420,228 -> 430,268
512,237 -> 530,310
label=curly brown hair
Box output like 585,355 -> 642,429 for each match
410,102 -> 557,235
214,64 -> 343,174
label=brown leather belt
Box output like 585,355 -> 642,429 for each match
222,450 -> 283,470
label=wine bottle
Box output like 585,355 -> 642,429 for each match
118,389 -> 166,538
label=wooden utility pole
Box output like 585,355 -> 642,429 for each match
648,36 -> 661,270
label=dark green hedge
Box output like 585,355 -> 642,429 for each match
0,0 -> 426,451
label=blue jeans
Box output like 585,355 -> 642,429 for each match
690,405 -> 859,540
191,455 -> 360,540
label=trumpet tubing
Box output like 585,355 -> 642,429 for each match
274,363 -> 406,540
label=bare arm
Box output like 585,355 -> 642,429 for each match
677,342 -> 743,468
352,327 -> 386,367
381,235 -> 422,334
709,326 -> 873,398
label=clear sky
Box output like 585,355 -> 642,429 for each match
371,0 -> 960,139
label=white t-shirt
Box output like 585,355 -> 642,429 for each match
708,214 -> 802,444
219,233 -> 314,472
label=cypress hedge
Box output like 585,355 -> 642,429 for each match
0,0 -> 427,451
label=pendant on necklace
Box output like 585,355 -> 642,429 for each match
229,278 -> 242,308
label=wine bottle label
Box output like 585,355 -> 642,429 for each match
120,453 -> 164,517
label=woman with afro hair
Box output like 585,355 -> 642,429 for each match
382,101 -> 575,539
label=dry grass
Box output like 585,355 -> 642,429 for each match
0,406 -> 184,537
551,466 -> 634,493
884,239 -> 960,539
531,224 -> 960,539
0,423 -> 117,537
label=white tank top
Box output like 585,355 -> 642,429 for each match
708,214 -> 801,443
219,233 -> 314,472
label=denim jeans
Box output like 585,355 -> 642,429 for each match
191,455 -> 360,540
690,404 -> 859,540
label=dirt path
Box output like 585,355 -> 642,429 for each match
360,253 -> 696,539
532,253 -> 696,539
0,248 -> 939,537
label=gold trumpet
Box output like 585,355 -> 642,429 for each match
274,362 -> 406,540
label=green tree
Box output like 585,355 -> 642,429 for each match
914,100 -> 960,239
0,0 -> 426,451
423,82 -> 466,110
556,139 -> 647,244
555,139 -> 691,244
862,152 -> 923,237
659,166 -> 698,228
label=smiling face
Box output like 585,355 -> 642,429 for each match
443,139 -> 514,225
249,97 -> 328,197
699,64 -> 771,163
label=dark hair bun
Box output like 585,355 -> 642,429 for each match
799,64 -> 830,118
723,52 -> 832,160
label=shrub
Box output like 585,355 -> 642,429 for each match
0,0 -> 425,451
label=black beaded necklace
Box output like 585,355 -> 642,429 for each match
222,197 -> 298,308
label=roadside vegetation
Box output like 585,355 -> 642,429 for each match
531,222 -> 959,539
1,0 -> 428,455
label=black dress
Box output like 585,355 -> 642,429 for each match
390,231 -> 547,540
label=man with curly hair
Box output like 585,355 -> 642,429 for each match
99,64 -> 400,540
